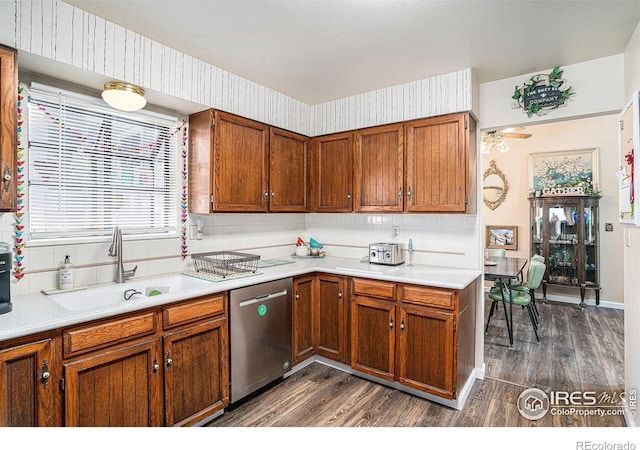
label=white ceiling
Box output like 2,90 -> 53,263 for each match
63,0 -> 640,106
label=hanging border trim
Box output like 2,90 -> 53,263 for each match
15,87 -> 26,280
512,66 -> 574,117
180,124 -> 188,260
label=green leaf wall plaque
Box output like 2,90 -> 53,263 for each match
512,66 -> 574,117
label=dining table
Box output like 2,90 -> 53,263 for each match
484,256 -> 528,347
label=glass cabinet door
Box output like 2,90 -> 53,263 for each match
546,200 -> 579,285
530,199 -> 544,257
584,198 -> 599,288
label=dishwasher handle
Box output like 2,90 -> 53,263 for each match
238,289 -> 288,307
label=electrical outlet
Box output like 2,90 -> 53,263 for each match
189,225 -> 198,240
392,226 -> 399,240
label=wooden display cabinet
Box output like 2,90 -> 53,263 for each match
530,195 -> 601,308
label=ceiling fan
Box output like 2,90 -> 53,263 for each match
481,127 -> 532,154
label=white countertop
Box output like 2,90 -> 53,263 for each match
0,256 -> 481,343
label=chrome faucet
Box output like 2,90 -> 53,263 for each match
108,226 -> 137,283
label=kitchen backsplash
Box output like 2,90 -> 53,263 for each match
3,211 -> 479,296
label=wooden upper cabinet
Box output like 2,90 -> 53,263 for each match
0,45 -> 17,212
354,124 -> 404,212
405,113 -> 476,213
311,132 -> 354,212
188,110 -> 269,213
214,111 -> 269,211
269,127 -> 309,212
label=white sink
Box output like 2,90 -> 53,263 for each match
49,274 -> 212,311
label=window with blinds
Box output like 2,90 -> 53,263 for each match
27,83 -> 178,240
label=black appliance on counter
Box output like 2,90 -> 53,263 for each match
0,242 -> 12,314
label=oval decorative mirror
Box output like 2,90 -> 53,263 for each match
483,160 -> 509,210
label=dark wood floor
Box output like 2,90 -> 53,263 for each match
209,296 -> 626,427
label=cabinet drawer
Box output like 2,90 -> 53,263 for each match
63,312 -> 158,358
351,278 -> 396,299
401,285 -> 456,310
163,294 -> 226,329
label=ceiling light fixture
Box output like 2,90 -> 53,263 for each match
481,130 -> 510,155
101,81 -> 147,111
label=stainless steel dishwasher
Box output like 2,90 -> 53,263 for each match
229,277 -> 292,403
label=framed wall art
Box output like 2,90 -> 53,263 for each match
529,148 -> 599,196
485,225 -> 518,250
618,91 -> 640,225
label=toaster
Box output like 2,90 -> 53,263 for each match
369,243 -> 405,266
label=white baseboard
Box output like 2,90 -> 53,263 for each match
299,356 -> 479,411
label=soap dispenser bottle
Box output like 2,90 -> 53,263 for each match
59,255 -> 74,290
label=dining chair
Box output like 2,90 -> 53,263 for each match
486,248 -> 506,258
515,255 -> 546,322
486,261 -> 545,343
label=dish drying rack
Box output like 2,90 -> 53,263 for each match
184,251 -> 261,282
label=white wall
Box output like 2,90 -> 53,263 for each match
479,55 -> 625,131
623,20 -> 640,428
481,115 -> 623,306
305,214 -> 480,269
0,0 -> 479,298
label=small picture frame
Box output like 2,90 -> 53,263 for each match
486,225 -> 518,250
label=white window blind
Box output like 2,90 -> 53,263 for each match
27,83 -> 179,240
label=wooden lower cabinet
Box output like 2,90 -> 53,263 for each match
292,275 -> 316,365
61,293 -> 229,427
316,274 -> 348,363
0,337 -> 60,426
64,338 -> 163,427
396,304 -> 455,398
163,317 -> 228,427
350,295 -> 395,381
349,278 -> 475,400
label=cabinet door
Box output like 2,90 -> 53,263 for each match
292,275 -> 316,365
405,113 -> 469,212
64,338 -> 163,427
350,296 -> 395,381
214,111 -> 269,211
188,109 -> 215,214
316,274 -> 347,362
269,127 -> 309,212
0,338 -> 58,426
311,132 -> 353,212
354,124 -> 404,212
163,317 -> 228,427
396,304 -> 456,399
0,45 -> 17,212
